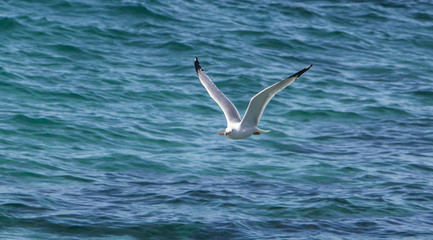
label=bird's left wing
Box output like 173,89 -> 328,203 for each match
241,64 -> 313,127
195,57 -> 241,125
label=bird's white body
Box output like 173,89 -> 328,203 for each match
194,58 -> 312,140
224,123 -> 252,140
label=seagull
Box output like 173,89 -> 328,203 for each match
194,57 -> 312,139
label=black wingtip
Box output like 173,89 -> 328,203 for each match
289,64 -> 313,78
194,57 -> 202,74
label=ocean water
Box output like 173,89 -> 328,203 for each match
1,0 -> 433,239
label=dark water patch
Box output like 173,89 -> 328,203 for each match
378,1 -> 411,9
178,189 -> 248,204
114,4 -> 179,23
70,153 -> 176,174
7,170 -> 47,180
362,106 -> 411,117
288,109 -> 368,121
0,69 -> 25,83
309,135 -> 337,141
7,217 -> 209,240
0,17 -> 23,31
130,179 -> 197,187
10,114 -> 64,127
277,5 -> 321,19
158,41 -> 194,52
52,174 -> 95,183
407,163 -> 433,173
412,12 -> 433,21
226,29 -> 270,38
410,89 -> 433,105
44,90 -> 94,102
95,26 -> 145,40
253,37 -> 298,50
301,175 -> 343,185
1,203 -> 51,213
46,0 -> 93,10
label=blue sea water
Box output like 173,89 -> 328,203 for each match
1,0 -> 433,239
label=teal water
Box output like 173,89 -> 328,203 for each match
1,0 -> 433,239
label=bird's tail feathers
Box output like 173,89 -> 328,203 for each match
257,128 -> 270,133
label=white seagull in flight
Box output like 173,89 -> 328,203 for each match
195,57 -> 312,140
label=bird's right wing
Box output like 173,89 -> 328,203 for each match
195,57 -> 241,125
241,64 -> 313,127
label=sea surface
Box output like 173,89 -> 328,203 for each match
1,0 -> 433,239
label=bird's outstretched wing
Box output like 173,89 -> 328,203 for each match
195,57 -> 241,125
241,64 -> 313,127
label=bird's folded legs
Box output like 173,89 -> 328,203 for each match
253,132 -> 260,135
218,132 -> 230,136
